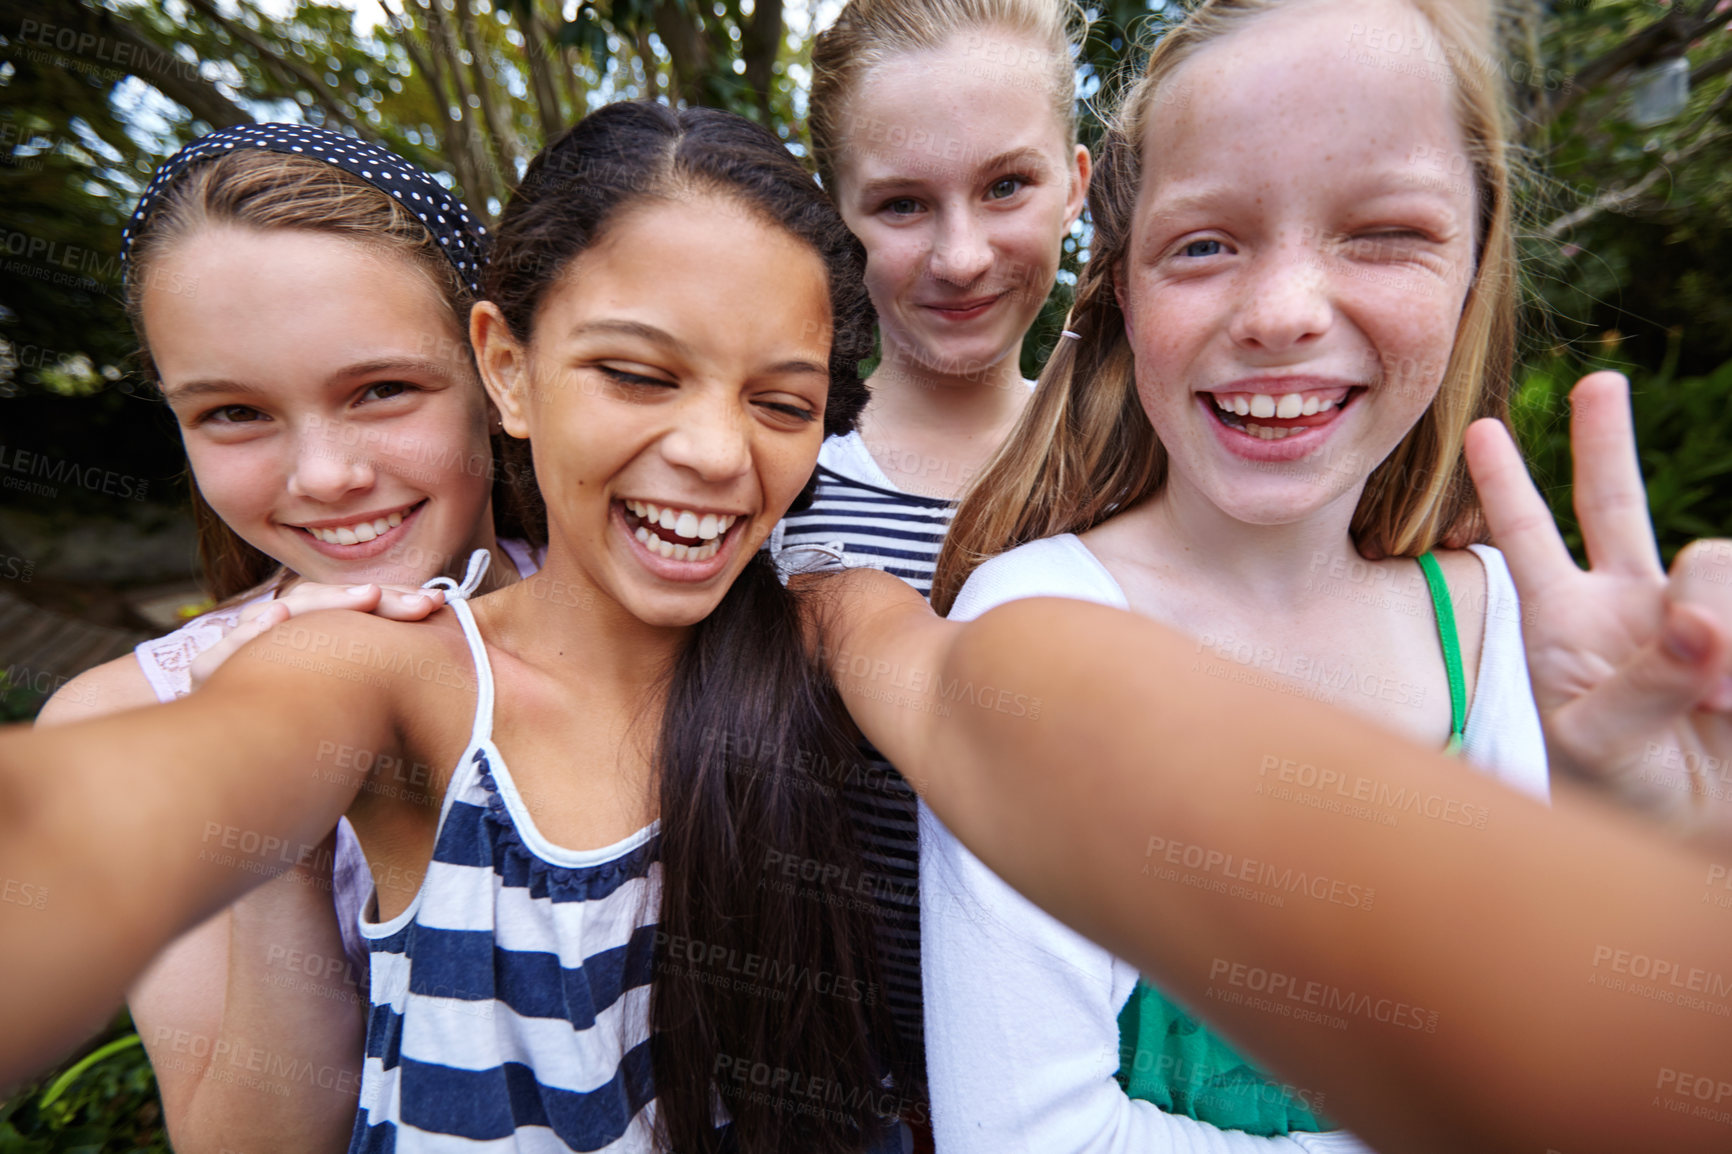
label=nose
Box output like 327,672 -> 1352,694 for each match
284,420 -> 375,503
658,388 -> 753,485
1228,236 -> 1333,355
928,206 -> 994,287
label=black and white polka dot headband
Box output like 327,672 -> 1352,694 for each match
121,123 -> 487,295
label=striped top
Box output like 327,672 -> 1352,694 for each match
350,556 -> 676,1152
772,431 -> 954,1101
773,433 -> 955,599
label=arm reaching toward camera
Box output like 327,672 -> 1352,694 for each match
0,611 -> 408,1089
810,570 -> 1731,1154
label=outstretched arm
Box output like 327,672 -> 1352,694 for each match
813,572 -> 1731,1154
0,612 -> 401,1089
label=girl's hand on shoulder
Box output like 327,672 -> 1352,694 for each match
188,583 -> 446,690
1466,371 -> 1732,837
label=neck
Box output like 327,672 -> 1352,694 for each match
864,337 -> 1030,435
1144,468 -> 1373,609
487,541 -> 689,694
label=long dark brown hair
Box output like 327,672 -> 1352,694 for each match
484,101 -> 903,1153
123,148 -> 533,603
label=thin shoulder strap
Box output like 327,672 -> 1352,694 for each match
1417,552 -> 1466,755
424,549 -> 496,747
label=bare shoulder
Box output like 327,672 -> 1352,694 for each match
35,654 -> 159,727
229,604 -> 478,703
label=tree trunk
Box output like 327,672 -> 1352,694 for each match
653,0 -> 709,105
417,0 -> 503,205
455,0 -> 526,186
559,39 -> 587,118
513,0 -> 565,141
386,0 -> 489,208
635,27 -> 661,100
739,0 -> 783,124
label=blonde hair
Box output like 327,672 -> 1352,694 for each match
808,0 -> 1085,191
932,0 -> 1519,614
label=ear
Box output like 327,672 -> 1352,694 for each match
1066,143 -> 1092,230
471,302 -> 531,439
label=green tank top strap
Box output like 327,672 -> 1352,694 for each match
1416,551 -> 1466,754
1112,555 -> 1470,1135
1115,979 -> 1332,1134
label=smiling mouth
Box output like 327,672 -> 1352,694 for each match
924,294 -> 1002,316
295,501 -> 424,545
1206,387 -> 1362,440
621,499 -> 740,562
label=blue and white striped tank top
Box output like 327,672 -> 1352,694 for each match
349,553 -> 668,1152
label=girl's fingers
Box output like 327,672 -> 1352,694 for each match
1669,541 -> 1732,710
1464,417 -> 1578,598
1569,372 -> 1665,578
372,587 -> 446,621
1546,600 -> 1730,791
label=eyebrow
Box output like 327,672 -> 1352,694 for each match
162,356 -> 456,403
1146,168 -> 1464,218
567,319 -> 695,359
569,318 -> 828,378
853,146 -> 1051,202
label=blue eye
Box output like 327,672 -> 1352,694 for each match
1182,239 -> 1224,258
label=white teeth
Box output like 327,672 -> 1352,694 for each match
306,506 -> 414,545
1301,396 -> 1321,416
1318,397 -> 1337,412
624,499 -> 734,560
1233,395 -> 1250,416
1275,393 -> 1304,419
625,500 -> 737,541
1249,394 -> 1276,419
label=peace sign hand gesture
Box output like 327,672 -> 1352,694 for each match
1466,371 -> 1732,840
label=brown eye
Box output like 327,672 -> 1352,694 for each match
202,405 -> 266,425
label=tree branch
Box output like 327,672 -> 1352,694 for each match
181,0 -> 373,139
4,0 -> 250,129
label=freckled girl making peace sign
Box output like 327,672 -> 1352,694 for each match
926,0 -> 1546,1148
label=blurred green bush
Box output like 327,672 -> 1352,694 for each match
1510,340 -> 1732,567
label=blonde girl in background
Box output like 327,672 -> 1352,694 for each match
780,0 -> 1090,590
775,0 -> 1090,1120
38,125 -> 542,1153
927,0 -> 1543,1149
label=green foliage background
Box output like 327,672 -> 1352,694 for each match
2,0 -> 1730,1147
